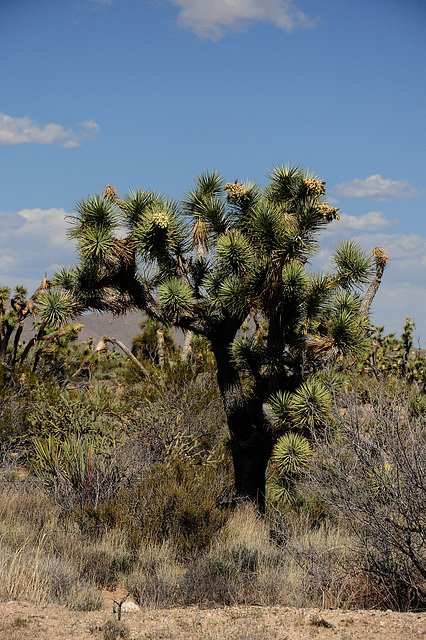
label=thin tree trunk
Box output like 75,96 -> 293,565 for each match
156,328 -> 165,369
361,247 -> 387,317
12,321 -> 24,365
0,325 -> 14,364
181,330 -> 193,361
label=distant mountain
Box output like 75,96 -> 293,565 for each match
21,311 -> 185,348
76,311 -> 145,346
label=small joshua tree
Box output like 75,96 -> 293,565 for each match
0,278 -> 79,371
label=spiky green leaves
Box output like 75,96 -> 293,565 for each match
265,164 -> 304,205
232,336 -> 266,377
305,273 -> 336,320
271,432 -> 313,475
157,278 -> 193,320
281,262 -> 309,305
268,378 -> 331,432
0,286 -> 11,306
333,240 -> 374,289
186,170 -> 225,202
79,226 -> 116,261
183,172 -> 235,256
133,198 -> 188,263
37,289 -> 77,327
14,285 -> 28,299
51,266 -> 79,291
121,189 -> 157,231
327,309 -> 371,359
216,276 -> 250,318
243,200 -> 285,253
1,308 -> 18,330
290,379 -> 331,430
216,231 -> 252,276
69,195 -> 122,267
72,194 -> 119,235
268,390 -> 292,425
268,431 -> 313,506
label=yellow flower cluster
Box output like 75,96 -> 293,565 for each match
150,210 -> 169,229
304,178 -> 326,196
104,184 -> 119,202
318,204 -> 340,221
225,182 -> 250,200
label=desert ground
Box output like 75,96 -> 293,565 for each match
1,590 -> 425,640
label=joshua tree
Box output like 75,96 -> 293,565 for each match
0,278 -> 79,371
55,166 -> 386,510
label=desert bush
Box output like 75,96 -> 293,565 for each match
124,364 -> 227,464
0,530 -> 103,609
0,485 -> 111,608
25,383 -> 125,443
126,542 -> 184,608
31,433 -> 129,517
305,380 -> 426,610
180,504 -> 356,608
102,619 -> 131,640
0,378 -> 31,442
112,455 -> 232,555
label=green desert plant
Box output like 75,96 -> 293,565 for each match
55,166 -> 386,510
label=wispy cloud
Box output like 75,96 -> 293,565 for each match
169,0 -> 317,39
333,174 -> 422,201
313,228 -> 426,339
0,113 -> 100,148
0,208 -> 76,288
330,210 -> 392,232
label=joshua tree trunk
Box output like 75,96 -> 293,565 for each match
209,323 -> 273,512
231,428 -> 274,512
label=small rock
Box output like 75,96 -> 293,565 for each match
120,601 -> 140,614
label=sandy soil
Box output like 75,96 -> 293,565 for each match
1,590 -> 425,640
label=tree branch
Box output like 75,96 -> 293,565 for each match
97,335 -> 149,377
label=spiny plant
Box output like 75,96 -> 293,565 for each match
0,279 -> 79,376
55,165 -> 386,510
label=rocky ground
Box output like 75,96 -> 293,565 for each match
1,591 -> 425,640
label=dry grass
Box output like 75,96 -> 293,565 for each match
180,504 -> 357,609
0,477 -> 416,614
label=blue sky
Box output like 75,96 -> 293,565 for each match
1,0 -> 425,341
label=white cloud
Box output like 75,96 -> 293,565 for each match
368,282 -> 426,342
329,210 -> 391,232
333,174 -> 422,201
15,208 -> 71,245
0,208 -> 76,287
0,113 -> 100,148
352,232 -> 426,268
310,225 -> 426,341
169,0 -> 317,39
